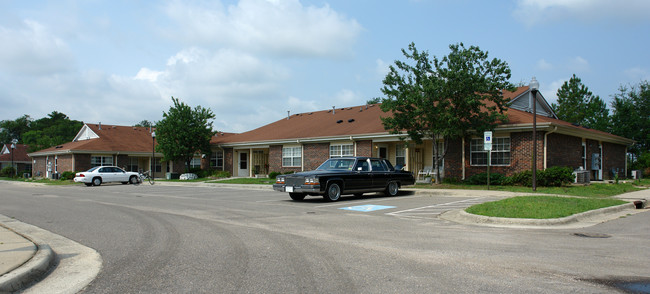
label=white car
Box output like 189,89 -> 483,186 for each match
74,166 -> 140,186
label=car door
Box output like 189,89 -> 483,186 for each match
98,167 -> 112,182
370,159 -> 390,189
347,159 -> 372,190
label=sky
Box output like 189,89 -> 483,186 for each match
1,0 -> 649,133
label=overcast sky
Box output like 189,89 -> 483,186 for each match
1,0 -> 649,133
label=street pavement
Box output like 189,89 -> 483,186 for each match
0,180 -> 647,293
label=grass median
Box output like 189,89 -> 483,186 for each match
465,196 -> 628,219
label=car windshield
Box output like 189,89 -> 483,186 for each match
316,158 -> 356,171
86,166 -> 100,172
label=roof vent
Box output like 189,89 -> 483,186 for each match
332,106 -> 336,115
55,145 -> 63,149
287,111 -> 290,120
348,119 -> 355,123
336,120 -> 343,124
98,122 -> 102,130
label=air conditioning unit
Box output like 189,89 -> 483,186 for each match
631,170 -> 642,180
573,168 -> 590,184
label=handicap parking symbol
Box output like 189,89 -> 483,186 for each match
340,204 -> 396,212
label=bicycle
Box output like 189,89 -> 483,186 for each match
137,170 -> 155,185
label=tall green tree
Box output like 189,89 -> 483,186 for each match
134,120 -> 154,128
21,112 -> 83,152
0,115 -> 32,144
551,74 -> 610,131
610,81 -> 650,158
155,97 -> 216,172
380,42 -> 514,183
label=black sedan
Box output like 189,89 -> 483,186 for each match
273,157 -> 415,201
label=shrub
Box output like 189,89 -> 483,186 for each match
510,170 -> 533,186
60,171 -> 76,181
466,172 -> 507,185
213,170 -> 231,178
268,172 -> 281,179
1,166 -> 16,178
539,166 -> 574,187
509,167 -> 574,187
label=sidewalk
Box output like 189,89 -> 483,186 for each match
0,220 -> 53,293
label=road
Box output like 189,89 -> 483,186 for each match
1,181 -> 648,293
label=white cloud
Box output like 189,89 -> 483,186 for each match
544,78 -> 567,105
624,67 -> 650,81
0,19 -> 74,75
513,0 -> 650,26
163,0 -> 363,58
536,59 -> 553,71
375,58 -> 390,77
568,56 -> 589,72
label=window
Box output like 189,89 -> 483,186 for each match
211,151 -> 224,169
370,159 -> 388,171
154,158 -> 162,172
91,156 -> 113,167
126,157 -> 139,172
395,144 -> 406,167
330,144 -> 353,157
470,137 -> 510,166
282,146 -> 302,167
190,157 -> 201,169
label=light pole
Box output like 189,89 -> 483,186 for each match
529,77 -> 539,191
151,131 -> 156,177
11,139 -> 18,177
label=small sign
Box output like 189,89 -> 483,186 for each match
484,131 -> 493,151
484,131 -> 492,143
340,205 -> 396,212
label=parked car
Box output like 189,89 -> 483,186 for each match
74,166 -> 140,186
273,157 -> 415,201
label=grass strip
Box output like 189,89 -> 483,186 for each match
465,196 -> 627,219
208,178 -> 275,185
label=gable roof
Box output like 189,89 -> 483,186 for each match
29,123 -> 157,156
0,144 -> 31,163
213,86 -> 633,146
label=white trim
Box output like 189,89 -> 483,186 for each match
73,124 -> 100,141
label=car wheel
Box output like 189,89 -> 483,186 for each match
92,177 -> 102,186
385,181 -> 399,196
129,176 -> 139,185
324,182 -> 341,202
289,193 -> 306,201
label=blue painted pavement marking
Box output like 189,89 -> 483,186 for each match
340,204 -> 396,212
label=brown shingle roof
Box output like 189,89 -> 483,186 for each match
213,86 -> 632,145
29,124 -> 157,155
0,144 -> 30,162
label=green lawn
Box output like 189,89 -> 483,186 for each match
208,177 -> 276,185
465,196 -> 627,219
414,180 -> 648,198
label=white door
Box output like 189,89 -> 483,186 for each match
238,152 -> 249,177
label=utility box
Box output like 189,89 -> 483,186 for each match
573,169 -> 590,184
631,170 -> 642,180
166,172 -> 180,180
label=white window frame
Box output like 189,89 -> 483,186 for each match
395,144 -> 406,166
91,155 -> 113,167
330,144 -> 354,158
190,157 -> 202,169
470,137 -> 511,166
282,146 -> 302,167
211,150 -> 224,169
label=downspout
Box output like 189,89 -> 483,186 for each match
461,137 -> 466,180
543,126 -> 558,169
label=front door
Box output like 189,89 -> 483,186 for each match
238,152 -> 249,177
378,147 -> 387,159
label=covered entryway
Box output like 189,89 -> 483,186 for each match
238,151 -> 248,177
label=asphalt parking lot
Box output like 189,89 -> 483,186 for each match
2,181 -> 649,293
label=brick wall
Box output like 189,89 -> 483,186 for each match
55,154 -> 74,173
603,142 -> 626,179
223,148 -> 233,175
546,133 -> 582,169
355,140 -> 372,157
304,143 -> 329,171
75,154 -> 91,172
444,139 -> 463,180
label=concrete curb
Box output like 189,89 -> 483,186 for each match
0,230 -> 55,293
0,214 -> 102,294
440,202 -> 638,228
